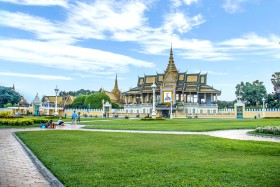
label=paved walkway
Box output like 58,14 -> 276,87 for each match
0,129 -> 50,187
1,124 -> 279,187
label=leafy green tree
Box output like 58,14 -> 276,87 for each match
84,93 -> 111,109
0,86 -> 21,107
266,93 -> 280,108
217,100 -> 235,109
271,72 -> 280,101
71,95 -> 88,108
112,102 -> 121,109
235,80 -> 267,107
3,103 -> 13,108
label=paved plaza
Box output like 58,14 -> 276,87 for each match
0,124 -> 279,187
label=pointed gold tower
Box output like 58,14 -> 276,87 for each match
165,44 -> 178,75
163,45 -> 178,86
112,74 -> 123,103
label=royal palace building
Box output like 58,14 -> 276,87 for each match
123,46 -> 221,117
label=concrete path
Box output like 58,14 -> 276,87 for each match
1,124 -> 279,187
0,129 -> 50,187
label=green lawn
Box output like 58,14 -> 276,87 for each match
16,131 -> 280,187
81,118 -> 280,131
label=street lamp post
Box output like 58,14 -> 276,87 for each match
54,85 -> 59,116
102,99 -> 105,118
47,99 -> 50,115
262,97 -> 266,118
170,100 -> 173,119
151,83 -> 157,118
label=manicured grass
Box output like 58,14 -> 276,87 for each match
81,118 -> 280,131
16,131 -> 280,187
248,131 -> 280,138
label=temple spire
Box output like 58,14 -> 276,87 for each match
165,44 -> 178,74
113,74 -> 119,91
112,74 -> 122,103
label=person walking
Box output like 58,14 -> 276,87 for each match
77,113 -> 80,123
71,111 -> 77,125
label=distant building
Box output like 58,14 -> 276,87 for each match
123,46 -> 221,117
41,95 -> 75,107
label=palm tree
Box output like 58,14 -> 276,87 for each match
271,72 -> 280,101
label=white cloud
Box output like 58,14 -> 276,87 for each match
0,72 -> 72,80
162,12 -> 205,34
1,0 -> 278,64
223,0 -> 247,14
0,0 -> 68,7
183,0 -> 199,6
219,33 -> 280,48
171,0 -> 198,7
0,11 -> 76,44
0,39 -> 155,74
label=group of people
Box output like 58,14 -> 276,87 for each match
41,117 -> 65,129
40,111 -> 80,128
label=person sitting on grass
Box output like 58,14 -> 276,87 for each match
45,119 -> 54,128
57,117 -> 65,126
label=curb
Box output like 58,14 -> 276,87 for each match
12,132 -> 65,187
246,131 -> 280,139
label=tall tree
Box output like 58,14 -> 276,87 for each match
70,95 -> 88,108
271,72 -> 280,101
235,80 -> 267,107
84,93 -> 111,109
0,86 -> 21,107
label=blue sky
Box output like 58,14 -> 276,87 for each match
0,0 -> 279,102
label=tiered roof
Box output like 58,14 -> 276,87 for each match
124,47 -> 221,95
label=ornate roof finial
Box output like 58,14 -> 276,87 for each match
114,74 -> 119,90
12,83 -> 15,91
165,44 -> 178,74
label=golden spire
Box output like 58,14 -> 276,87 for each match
165,44 -> 178,74
114,74 -> 119,91
112,74 -> 122,103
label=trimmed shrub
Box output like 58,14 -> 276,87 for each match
0,118 -> 33,126
33,118 -> 48,123
0,111 -> 12,118
255,126 -> 280,135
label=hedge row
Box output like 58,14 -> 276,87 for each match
0,118 -> 33,126
0,118 -> 48,126
0,111 -> 12,118
255,126 -> 280,135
